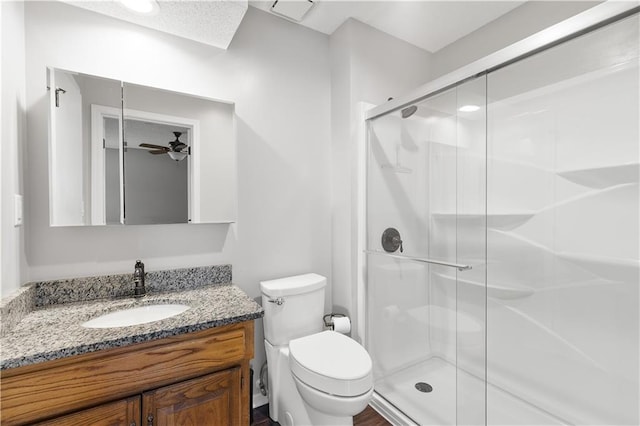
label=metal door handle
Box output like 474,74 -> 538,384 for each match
365,250 -> 472,271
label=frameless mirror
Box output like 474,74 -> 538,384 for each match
47,68 -> 236,226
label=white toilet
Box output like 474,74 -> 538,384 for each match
261,273 -> 374,426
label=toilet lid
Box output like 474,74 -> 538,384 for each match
289,331 -> 373,397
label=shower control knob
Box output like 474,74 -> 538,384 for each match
381,228 -> 403,253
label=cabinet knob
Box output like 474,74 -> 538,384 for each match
129,422 -> 136,426
147,414 -> 154,426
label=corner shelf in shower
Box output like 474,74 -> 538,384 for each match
431,212 -> 535,231
556,163 -> 639,189
488,230 -> 638,283
433,272 -> 535,300
557,252 -> 639,282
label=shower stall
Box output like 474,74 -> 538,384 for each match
363,5 -> 639,425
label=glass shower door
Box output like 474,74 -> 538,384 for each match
486,13 -> 639,425
366,76 -> 486,425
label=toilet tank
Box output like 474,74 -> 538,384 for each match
261,273 -> 326,346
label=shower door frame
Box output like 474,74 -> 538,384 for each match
358,2 -> 640,424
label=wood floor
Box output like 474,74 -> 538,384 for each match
251,404 -> 391,426
251,404 -> 271,426
354,405 -> 392,425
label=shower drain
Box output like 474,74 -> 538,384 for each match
415,382 -> 433,393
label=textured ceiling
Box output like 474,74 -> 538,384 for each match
59,0 -> 248,49
250,0 -> 526,53
59,0 -> 525,53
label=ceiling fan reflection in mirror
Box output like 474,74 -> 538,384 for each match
139,131 -> 189,161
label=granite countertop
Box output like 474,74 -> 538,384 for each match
0,266 -> 264,371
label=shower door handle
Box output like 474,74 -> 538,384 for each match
364,250 -> 472,271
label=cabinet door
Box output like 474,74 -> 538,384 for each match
143,367 -> 242,426
36,395 -> 140,426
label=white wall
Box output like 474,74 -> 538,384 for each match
123,148 -> 188,225
329,19 -> 432,339
23,1 -> 331,398
73,71 -> 121,226
0,1 -> 27,299
49,70 -> 84,226
431,1 -> 599,79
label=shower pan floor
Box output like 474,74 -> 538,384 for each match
375,357 -> 567,425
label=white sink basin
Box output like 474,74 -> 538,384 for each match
82,304 -> 190,328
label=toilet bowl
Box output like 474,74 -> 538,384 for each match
293,377 -> 374,421
261,273 -> 373,426
290,330 -> 374,425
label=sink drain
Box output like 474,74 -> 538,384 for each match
415,382 -> 433,393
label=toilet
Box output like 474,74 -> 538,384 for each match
261,273 -> 374,426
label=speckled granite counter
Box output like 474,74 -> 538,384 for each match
0,265 -> 264,370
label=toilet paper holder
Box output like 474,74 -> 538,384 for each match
323,313 -> 346,328
323,313 -> 351,334
323,313 -> 344,328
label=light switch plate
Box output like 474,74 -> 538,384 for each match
14,194 -> 23,227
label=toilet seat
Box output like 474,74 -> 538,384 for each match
289,331 -> 373,397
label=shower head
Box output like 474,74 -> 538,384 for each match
401,105 -> 417,119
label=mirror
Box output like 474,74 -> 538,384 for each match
47,68 -> 236,226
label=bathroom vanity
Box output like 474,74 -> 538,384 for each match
2,322 -> 253,425
0,266 -> 263,426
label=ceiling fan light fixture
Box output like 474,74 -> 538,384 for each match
168,151 -> 188,161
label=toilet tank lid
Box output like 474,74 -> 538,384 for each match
260,273 -> 326,297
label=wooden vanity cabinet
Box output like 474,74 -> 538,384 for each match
143,367 -> 242,425
1,321 -> 254,426
37,369 -> 242,426
36,396 -> 141,426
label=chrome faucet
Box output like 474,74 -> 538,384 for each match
133,260 -> 146,298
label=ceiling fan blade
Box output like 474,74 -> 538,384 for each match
139,143 -> 168,150
149,150 -> 167,155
